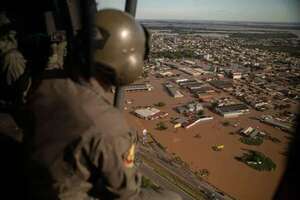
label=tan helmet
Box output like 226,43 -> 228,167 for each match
94,9 -> 147,86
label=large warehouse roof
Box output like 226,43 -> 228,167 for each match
134,107 -> 160,118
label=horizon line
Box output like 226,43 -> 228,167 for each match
136,18 -> 300,25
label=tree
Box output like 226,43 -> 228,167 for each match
211,102 -> 218,108
222,121 -> 230,126
154,102 -> 166,107
195,169 -> 210,178
197,110 -> 204,117
156,122 -> 168,130
240,136 -> 264,146
236,150 -> 276,171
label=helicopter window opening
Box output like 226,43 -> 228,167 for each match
94,1 -> 299,200
97,0 -> 126,11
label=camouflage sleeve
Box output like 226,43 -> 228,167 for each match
93,131 -> 141,199
70,128 -> 141,200
76,130 -> 181,200
0,29 -> 26,86
3,50 -> 26,85
69,100 -> 181,199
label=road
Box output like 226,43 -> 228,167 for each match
140,163 -> 194,200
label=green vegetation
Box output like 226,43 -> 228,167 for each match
222,121 -> 231,127
152,50 -> 200,59
196,110 -> 204,117
244,45 -> 300,58
211,102 -> 218,108
195,169 -> 210,178
236,150 -> 276,171
141,176 -> 160,191
173,156 -> 188,167
230,32 -> 298,39
154,101 -> 166,107
156,121 -> 168,130
240,136 -> 264,146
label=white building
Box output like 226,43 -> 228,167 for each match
125,84 -> 153,92
175,78 -> 189,83
231,72 -> 242,79
204,54 -> 212,61
134,108 -> 168,120
165,83 -> 184,98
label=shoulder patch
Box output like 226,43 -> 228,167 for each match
123,144 -> 135,168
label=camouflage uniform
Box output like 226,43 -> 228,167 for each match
24,71 -> 181,200
0,12 -> 31,106
23,8 -> 181,200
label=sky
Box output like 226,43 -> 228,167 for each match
96,0 -> 300,23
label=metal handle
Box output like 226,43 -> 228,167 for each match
125,0 -> 137,17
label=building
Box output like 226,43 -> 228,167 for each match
226,70 -> 242,79
174,78 -> 189,84
186,83 -> 204,91
260,115 -> 294,133
134,107 -> 168,120
178,80 -> 199,87
182,116 -> 214,129
176,102 -> 203,114
183,60 -> 196,65
179,67 -> 201,76
172,115 -> 213,129
198,93 -> 214,102
191,86 -> 216,94
172,117 -> 188,128
125,84 -> 153,92
194,68 -> 209,75
253,102 -> 269,111
157,71 -> 178,78
240,127 -> 266,138
204,54 -> 212,61
217,73 -> 225,79
215,104 -> 249,118
230,71 -> 242,79
209,80 -> 233,90
164,83 -> 184,98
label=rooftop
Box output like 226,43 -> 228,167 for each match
134,107 -> 161,118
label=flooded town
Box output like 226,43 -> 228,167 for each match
123,20 -> 300,200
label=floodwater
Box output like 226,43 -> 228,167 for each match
124,74 -> 292,200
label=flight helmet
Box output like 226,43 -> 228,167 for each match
94,9 -> 149,85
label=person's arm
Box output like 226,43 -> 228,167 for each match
69,103 -> 181,200
70,129 -> 141,199
75,130 -> 181,200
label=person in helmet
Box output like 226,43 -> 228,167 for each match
23,9 -> 181,200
